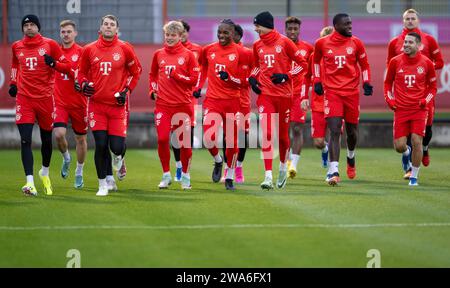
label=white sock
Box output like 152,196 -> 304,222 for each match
411,166 -> 420,178
106,175 -> 114,182
175,161 -> 182,168
181,172 -> 190,179
224,163 -> 229,170
236,161 -> 243,168
279,162 -> 287,171
290,154 -> 300,168
40,166 -> 49,176
75,162 -> 84,176
403,146 -> 411,156
99,178 -> 107,188
62,150 -> 71,162
347,148 -> 355,159
423,145 -> 429,152
322,142 -> 328,153
214,154 -> 222,163
163,172 -> 171,178
226,168 -> 234,180
26,175 -> 34,185
330,161 -> 339,174
265,170 -> 273,179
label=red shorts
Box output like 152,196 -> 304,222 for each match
324,92 -> 359,124
15,94 -> 54,131
238,105 -> 251,133
88,101 -> 127,137
311,110 -> 327,138
155,103 -> 193,147
426,101 -> 434,126
290,94 -> 306,123
393,109 -> 428,139
54,105 -> 88,135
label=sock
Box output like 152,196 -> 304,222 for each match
62,150 -> 71,162
40,166 -> 49,176
322,142 -> 328,153
290,154 -> 300,168
423,145 -> 429,152
75,162 -> 84,176
403,146 -> 411,156
224,163 -> 229,170
279,161 -> 287,171
226,168 -> 234,180
26,175 -> 34,185
330,161 -> 339,174
411,166 -> 420,179
163,172 -> 171,178
236,161 -> 243,168
347,149 -> 355,159
181,172 -> 190,179
265,170 -> 273,179
99,178 -> 107,188
175,161 -> 182,168
106,175 -> 114,182
214,154 -> 222,163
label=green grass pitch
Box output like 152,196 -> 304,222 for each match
0,148 -> 449,267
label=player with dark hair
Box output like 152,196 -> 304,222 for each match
385,32 -> 436,186
10,14 -> 71,196
284,16 -> 314,179
313,13 -> 373,186
387,8 -> 444,176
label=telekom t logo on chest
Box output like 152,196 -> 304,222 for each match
26,57 -> 38,70
404,75 -> 416,88
215,64 -> 226,73
100,62 -> 112,75
334,55 -> 346,68
264,54 -> 275,67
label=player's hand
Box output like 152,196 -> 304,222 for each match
218,71 -> 229,81
387,99 -> 397,111
300,99 -> 310,111
115,87 -> 129,106
363,82 -> 373,96
81,81 -> 95,97
419,99 -> 427,109
43,54 -> 56,68
248,77 -> 261,94
270,73 -> 289,84
193,88 -> 202,98
74,79 -> 81,92
314,82 -> 324,96
9,84 -> 17,97
150,90 -> 157,100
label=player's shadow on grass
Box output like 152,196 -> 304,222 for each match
114,189 -> 200,202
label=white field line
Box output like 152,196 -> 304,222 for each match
0,222 -> 450,231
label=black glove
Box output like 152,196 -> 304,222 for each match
248,77 -> 261,94
81,81 -> 95,97
9,84 -> 17,97
43,54 -> 55,68
363,83 -> 373,96
314,82 -> 324,96
193,88 -> 202,98
270,73 -> 289,84
218,71 -> 229,81
74,79 -> 81,92
115,88 -> 129,106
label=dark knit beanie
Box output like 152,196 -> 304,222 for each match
253,11 -> 274,29
22,14 -> 41,31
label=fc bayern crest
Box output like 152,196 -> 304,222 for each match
229,53 -> 236,61
211,53 -> 215,59
156,112 -> 163,119
259,106 -> 265,113
346,47 -> 353,54
72,54 -> 79,62
113,53 -> 121,61
38,48 -> 46,56
178,57 -> 185,65
417,66 -> 424,74
275,45 -> 282,53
